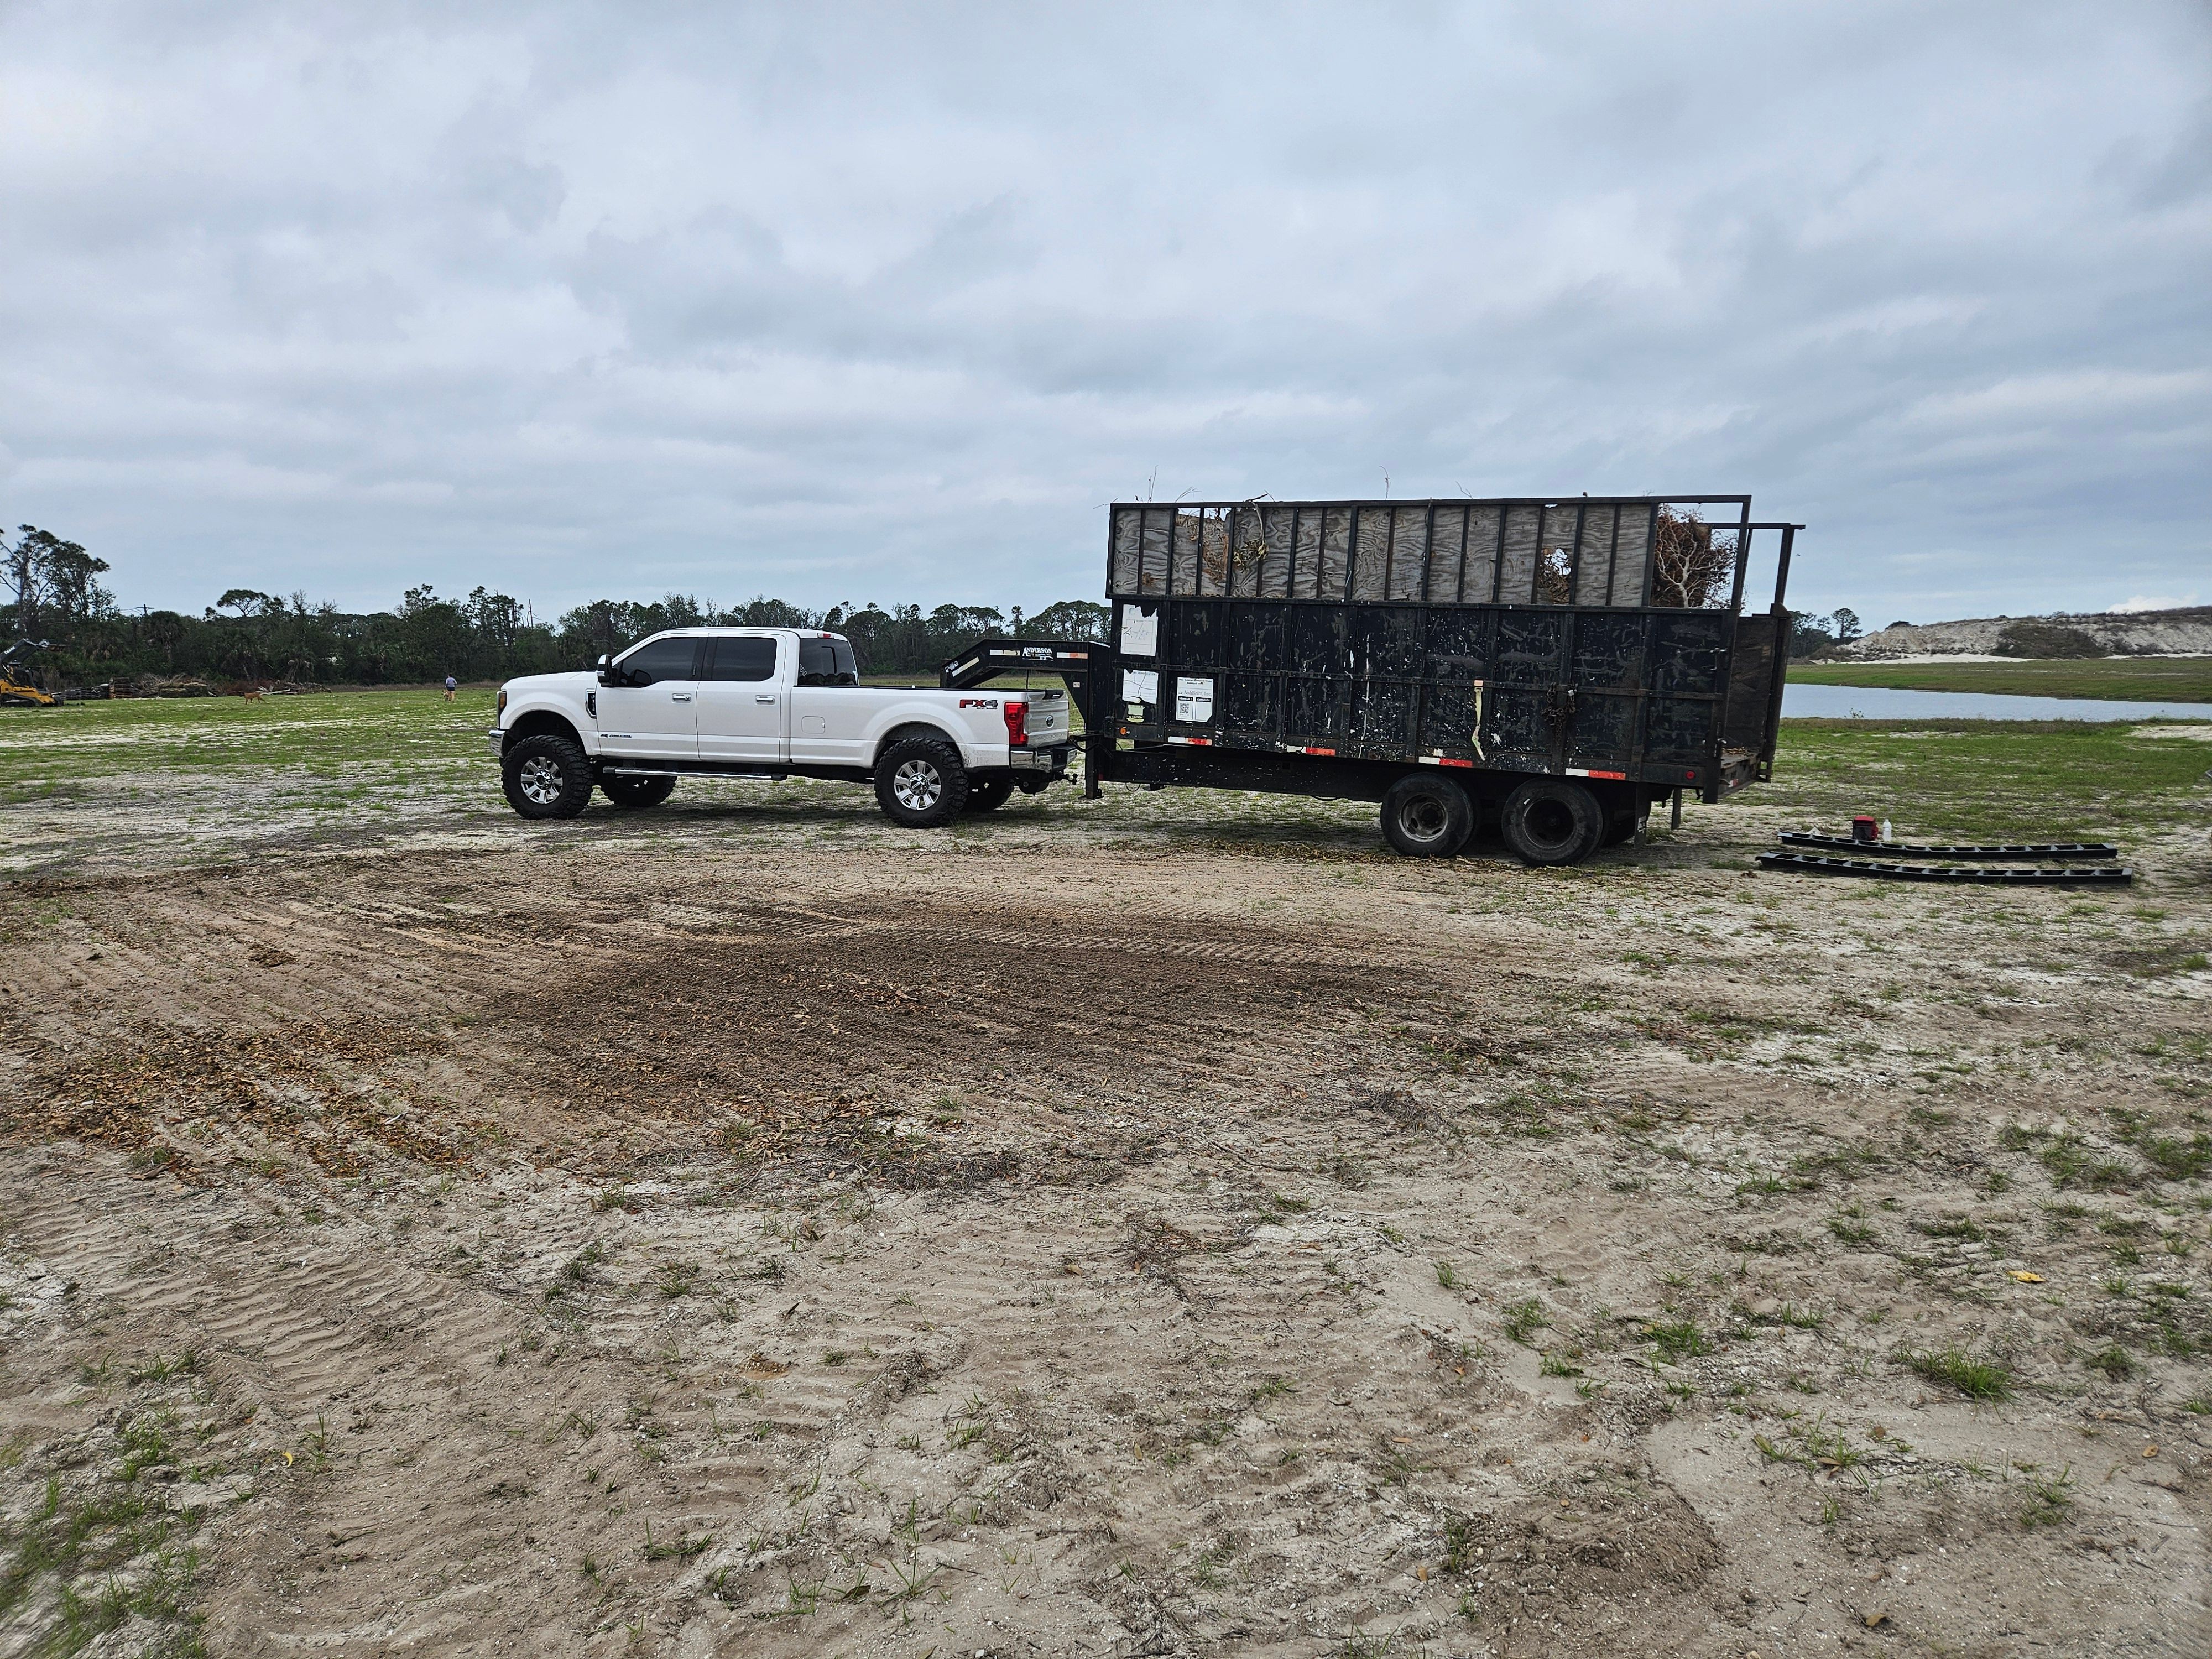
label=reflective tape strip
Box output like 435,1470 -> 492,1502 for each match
1566,768 -> 1627,780
1282,744 -> 1336,756
1166,735 -> 1213,746
1419,754 -> 1475,769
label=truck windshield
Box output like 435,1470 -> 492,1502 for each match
797,637 -> 859,686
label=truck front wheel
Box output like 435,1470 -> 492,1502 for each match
874,734 -> 970,827
1381,773 -> 1474,857
502,733 -> 593,820
1499,778 -> 1605,866
963,775 -> 1016,813
600,773 -> 677,811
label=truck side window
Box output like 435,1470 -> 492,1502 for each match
705,637 -> 778,682
797,638 -> 860,686
614,638 -> 701,686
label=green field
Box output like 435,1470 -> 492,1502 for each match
1759,717 -> 2212,843
1789,655 -> 2212,702
0,687 -> 491,789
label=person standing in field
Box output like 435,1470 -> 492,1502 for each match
444,675 -> 457,702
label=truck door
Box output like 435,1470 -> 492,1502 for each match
787,635 -> 867,766
596,636 -> 701,760
695,634 -> 785,763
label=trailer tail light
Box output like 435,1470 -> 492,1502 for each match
1003,700 -> 1028,748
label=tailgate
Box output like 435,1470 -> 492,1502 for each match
1019,688 -> 1071,747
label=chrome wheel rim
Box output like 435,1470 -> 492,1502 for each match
892,758 -> 943,811
518,756 -> 565,805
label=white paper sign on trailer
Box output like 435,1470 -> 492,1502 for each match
1175,676 -> 1215,722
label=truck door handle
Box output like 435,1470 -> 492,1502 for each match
755,695 -> 777,704
670,692 -> 692,702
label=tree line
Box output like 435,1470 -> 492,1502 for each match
1,524 -> 1109,691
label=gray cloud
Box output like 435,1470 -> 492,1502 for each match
1,0 -> 2205,623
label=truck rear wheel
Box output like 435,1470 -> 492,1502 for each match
1380,773 -> 1474,858
874,734 -> 970,827
963,774 -> 1016,813
600,773 -> 677,811
1499,779 -> 1605,867
502,733 -> 593,820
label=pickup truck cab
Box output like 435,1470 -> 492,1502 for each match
490,628 -> 1071,826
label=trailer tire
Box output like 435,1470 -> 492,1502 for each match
874,734 -> 970,827
1380,773 -> 1474,858
502,733 -> 594,820
599,773 -> 677,811
963,774 -> 1016,813
1500,778 -> 1605,867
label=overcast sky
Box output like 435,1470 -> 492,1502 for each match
2,2 -> 2206,625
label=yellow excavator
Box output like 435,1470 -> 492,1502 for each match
0,640 -> 58,708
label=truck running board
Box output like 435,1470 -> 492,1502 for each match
1778,832 -> 2119,860
1757,852 -> 2133,886
601,766 -> 788,781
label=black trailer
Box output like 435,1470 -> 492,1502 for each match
949,495 -> 1801,864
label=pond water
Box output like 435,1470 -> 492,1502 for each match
1781,682 -> 2212,723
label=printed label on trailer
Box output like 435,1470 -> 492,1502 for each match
1121,668 -> 1159,705
1174,676 -> 1215,723
1119,608 -> 1159,658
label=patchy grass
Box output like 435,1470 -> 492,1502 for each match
1645,1319 -> 1713,1364
1500,1299 -> 1550,1346
2020,1467 -> 2076,1530
0,1432 -> 206,1655
1901,1344 -> 2011,1401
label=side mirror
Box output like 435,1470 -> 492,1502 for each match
595,653 -> 614,686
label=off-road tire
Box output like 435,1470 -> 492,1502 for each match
1499,778 -> 1605,867
963,774 -> 1016,814
502,733 -> 593,820
874,734 -> 969,827
1380,773 -> 1474,858
599,773 -> 677,811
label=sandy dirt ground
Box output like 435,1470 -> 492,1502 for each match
2,771 -> 2209,1658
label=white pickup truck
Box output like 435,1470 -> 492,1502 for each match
489,627 -> 1072,826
